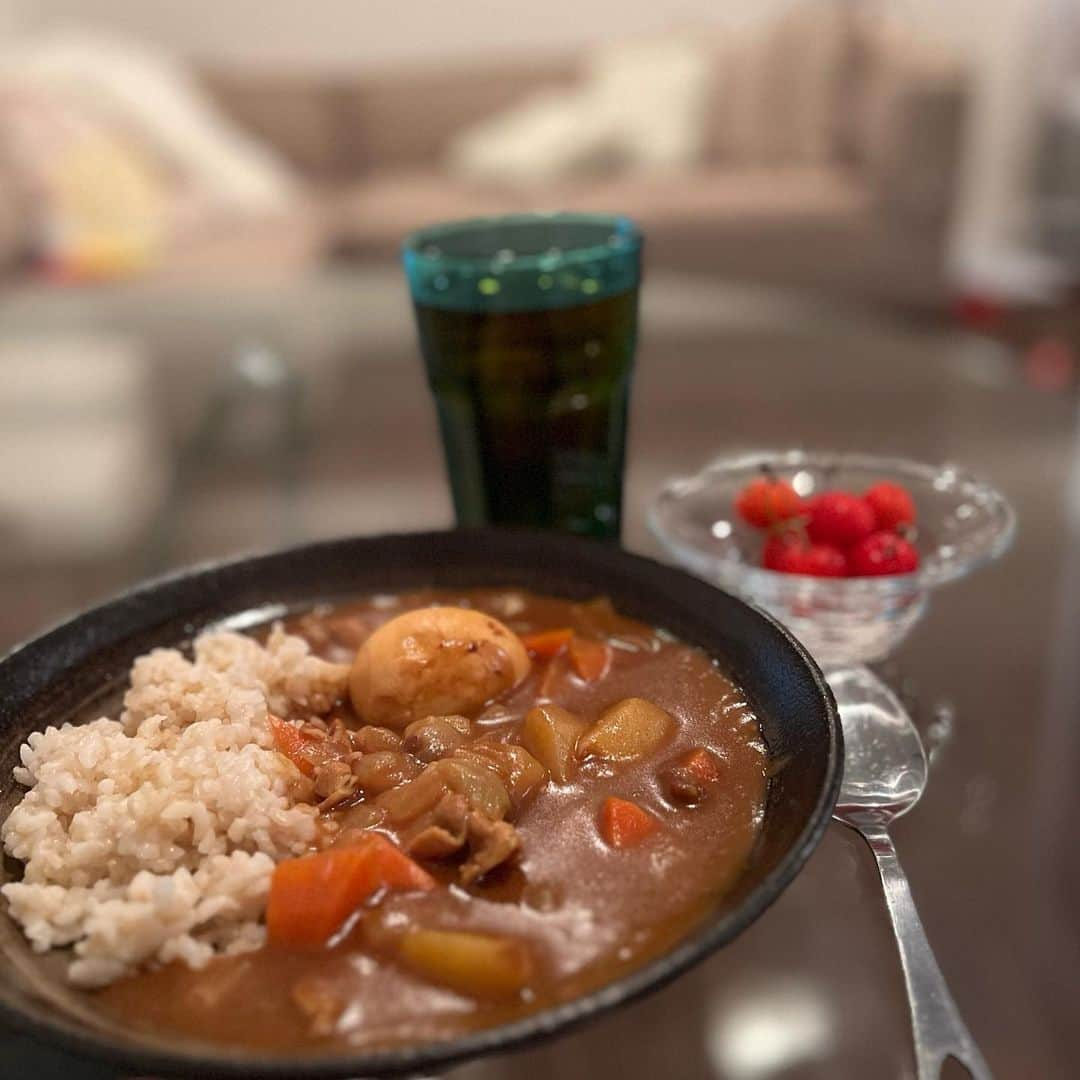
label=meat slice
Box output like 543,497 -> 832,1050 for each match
660,764 -> 705,805
313,759 -> 353,799
378,757 -> 511,826
313,758 -> 359,811
356,751 -> 523,883
405,792 -> 469,859
455,740 -> 547,807
326,717 -> 353,749
461,813 -> 520,885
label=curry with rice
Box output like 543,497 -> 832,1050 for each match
3,589 -> 767,1051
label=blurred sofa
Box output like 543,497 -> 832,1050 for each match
0,5 -> 969,311
199,7 -> 969,311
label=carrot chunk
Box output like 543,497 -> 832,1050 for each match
598,796 -> 659,849
568,637 -> 611,682
269,714 -> 320,777
521,628 -> 574,658
681,747 -> 723,784
267,834 -> 435,947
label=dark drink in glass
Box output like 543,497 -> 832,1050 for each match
404,214 -> 641,539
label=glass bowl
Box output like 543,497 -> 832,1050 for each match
648,451 -> 1016,667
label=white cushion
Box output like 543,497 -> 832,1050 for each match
447,34 -> 712,187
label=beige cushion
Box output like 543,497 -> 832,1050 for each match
1,30 -> 296,212
578,35 -> 713,171
336,58 -> 577,176
852,15 -> 940,172
446,89 -> 622,188
850,13 -> 968,220
446,35 -> 713,188
709,0 -> 852,166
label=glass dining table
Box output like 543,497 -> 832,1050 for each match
0,266 -> 1075,1079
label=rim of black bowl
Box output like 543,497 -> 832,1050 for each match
0,530 -> 842,1080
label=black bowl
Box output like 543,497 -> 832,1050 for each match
0,530 -> 841,1079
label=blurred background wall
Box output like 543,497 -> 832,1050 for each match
0,0 -> 1028,67
0,0 -> 1048,280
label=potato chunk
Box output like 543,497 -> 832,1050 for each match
349,607 -> 531,729
398,928 -> 534,999
522,704 -> 588,783
578,698 -> 674,762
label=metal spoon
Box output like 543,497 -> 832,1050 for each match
828,666 -> 992,1080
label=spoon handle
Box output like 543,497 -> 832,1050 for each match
861,825 -> 993,1080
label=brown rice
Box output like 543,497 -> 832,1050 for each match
1,626 -> 349,987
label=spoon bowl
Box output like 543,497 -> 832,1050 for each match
829,667 -> 927,827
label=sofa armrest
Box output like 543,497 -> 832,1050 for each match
0,190 -> 23,278
869,78 -> 969,229
850,16 -> 971,230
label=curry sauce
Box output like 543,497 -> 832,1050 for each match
98,590 -> 767,1051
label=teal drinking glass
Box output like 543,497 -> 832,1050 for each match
403,213 -> 642,539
